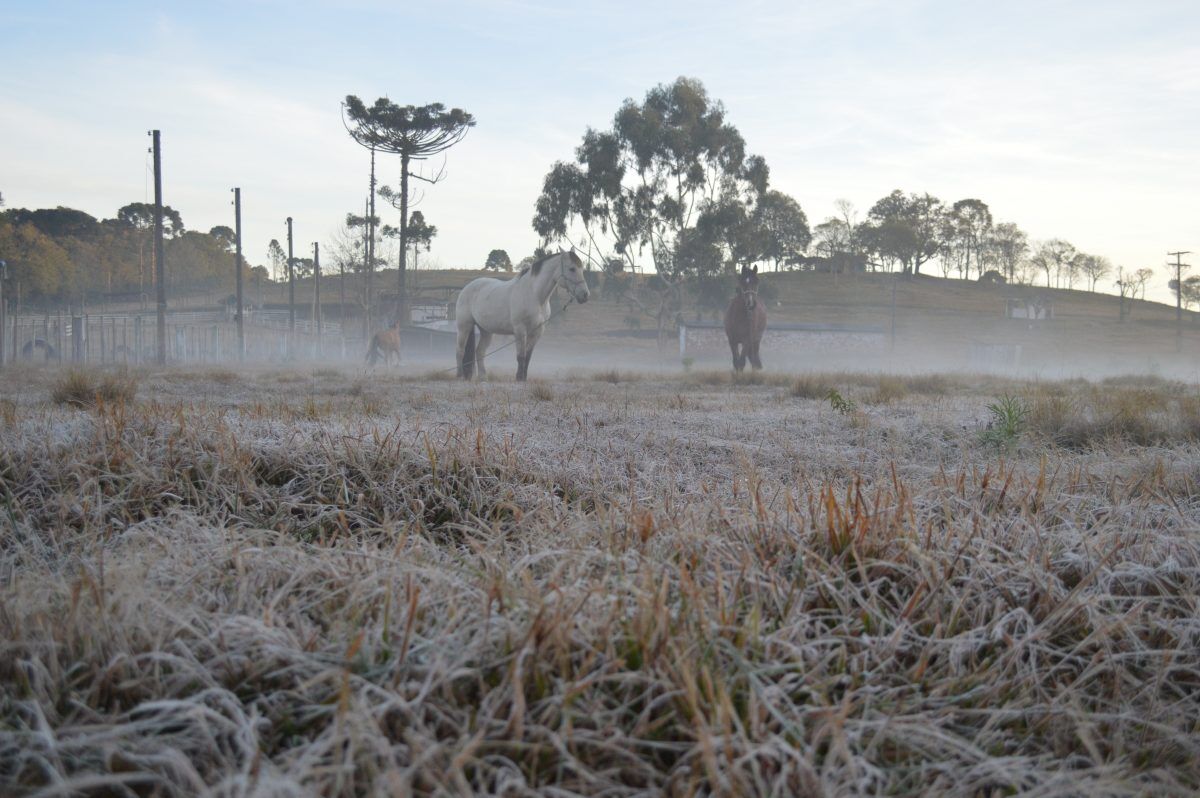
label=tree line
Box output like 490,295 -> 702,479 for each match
4,78 -> 1194,317
0,200 -> 266,307
529,76 -> 1185,315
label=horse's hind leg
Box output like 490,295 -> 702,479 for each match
457,323 -> 476,379
475,331 -> 493,378
522,345 -> 536,380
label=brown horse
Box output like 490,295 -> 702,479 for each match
724,265 -> 767,371
365,319 -> 403,366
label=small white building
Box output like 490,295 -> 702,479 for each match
1006,297 -> 1054,320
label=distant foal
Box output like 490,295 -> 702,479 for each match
365,319 -> 402,366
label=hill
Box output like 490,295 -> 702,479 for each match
163,267 -> 1200,377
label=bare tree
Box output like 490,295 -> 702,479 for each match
1030,239 -> 1076,288
1114,267 -> 1135,321
1134,267 -> 1154,300
1077,253 -> 1112,292
986,222 -> 1028,283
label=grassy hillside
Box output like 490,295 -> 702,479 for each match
176,267 -> 1200,375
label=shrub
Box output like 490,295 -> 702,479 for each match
51,369 -> 137,408
0,398 -> 16,426
593,368 -> 622,384
904,374 -> 951,395
529,381 -> 554,401
1028,390 -> 1076,443
828,388 -> 857,415
980,394 -> 1028,448
791,375 -> 831,399
867,376 -> 908,405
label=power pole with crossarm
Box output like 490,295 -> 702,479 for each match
1168,250 -> 1191,353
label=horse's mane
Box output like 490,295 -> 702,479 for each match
518,251 -> 580,278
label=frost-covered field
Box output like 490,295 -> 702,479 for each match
2,366 -> 1199,796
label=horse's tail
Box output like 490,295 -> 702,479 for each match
459,325 -> 476,379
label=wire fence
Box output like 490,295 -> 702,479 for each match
0,311 -> 359,367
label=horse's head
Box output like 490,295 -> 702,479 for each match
738,265 -> 759,312
559,251 -> 590,304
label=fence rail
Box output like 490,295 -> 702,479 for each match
0,312 -> 358,367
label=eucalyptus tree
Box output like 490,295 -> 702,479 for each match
344,96 -> 474,322
944,198 -> 992,279
533,77 -> 776,335
1030,239 -> 1076,288
986,222 -> 1028,283
812,217 -> 855,262
860,190 -> 944,274
1178,275 -> 1200,309
534,78 -> 769,276
267,239 -> 286,285
748,190 -> 810,270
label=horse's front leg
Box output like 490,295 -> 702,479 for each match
515,326 -> 542,381
522,327 -> 543,381
514,330 -> 528,381
730,339 -> 746,372
749,339 -> 763,370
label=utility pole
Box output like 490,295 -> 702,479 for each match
339,240 -> 346,353
151,130 -> 167,365
0,260 -> 7,368
313,242 -> 322,353
363,196 -> 370,340
233,187 -> 244,361
890,274 -> 897,351
367,149 -> 376,337
1168,250 -> 1191,353
286,217 -> 295,356
398,151 -> 409,325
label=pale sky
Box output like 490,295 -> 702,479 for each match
3,0 -> 1198,302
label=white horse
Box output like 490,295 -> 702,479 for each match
455,251 -> 590,380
